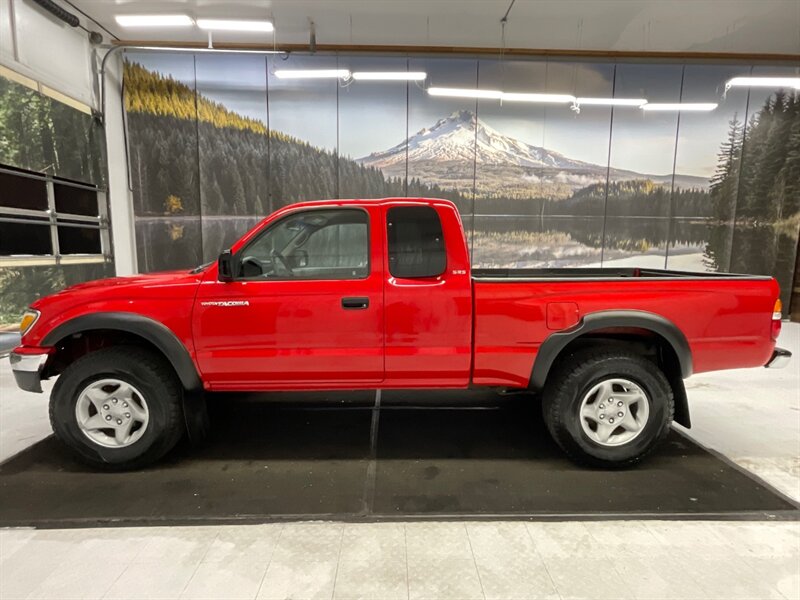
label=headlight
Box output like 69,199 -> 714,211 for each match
19,310 -> 40,336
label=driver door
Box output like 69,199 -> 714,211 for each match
192,207 -> 384,389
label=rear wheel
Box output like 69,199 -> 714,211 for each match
50,346 -> 184,470
542,349 -> 674,468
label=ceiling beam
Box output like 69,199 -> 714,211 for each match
112,40 -> 800,62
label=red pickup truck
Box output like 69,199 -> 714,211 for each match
10,198 -> 791,470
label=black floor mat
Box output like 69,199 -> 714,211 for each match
0,390 -> 796,527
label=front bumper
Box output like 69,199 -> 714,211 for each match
9,351 -> 48,393
765,347 -> 792,369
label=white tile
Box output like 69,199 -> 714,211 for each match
466,522 -> 538,560
644,522 -> 731,555
69,528 -> 156,564
132,529 -> 217,564
103,560 -> 200,600
0,554 -> 62,599
584,521 -> 662,555
407,556 -> 484,600
466,522 -> 557,599
405,522 -> 473,561
27,560 -> 127,600
9,529 -> 86,564
473,553 -> 558,600
180,559 -> 269,600
768,556 -> 800,600
611,551 -> 708,600
543,555 -> 635,600
585,522 -> 714,599
0,529 -> 36,564
0,530 -> 98,599
270,523 -> 343,562
339,523 -> 405,562
669,553 -> 785,599
727,554 -> 800,600
334,557 -> 408,600
256,558 -> 338,600
201,525 -> 283,563
711,521 -> 800,557
527,522 -> 598,558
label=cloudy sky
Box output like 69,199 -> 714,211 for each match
127,51 -> 786,179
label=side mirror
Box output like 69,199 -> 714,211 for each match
218,250 -> 238,282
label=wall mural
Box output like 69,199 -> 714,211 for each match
124,53 -> 800,312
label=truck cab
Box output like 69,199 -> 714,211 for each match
193,199 -> 473,389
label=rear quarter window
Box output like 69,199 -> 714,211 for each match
387,206 -> 446,278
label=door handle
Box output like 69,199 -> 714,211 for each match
341,297 -> 369,310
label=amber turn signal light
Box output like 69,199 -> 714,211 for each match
19,310 -> 40,336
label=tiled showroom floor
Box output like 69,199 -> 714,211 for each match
1,325 -> 798,599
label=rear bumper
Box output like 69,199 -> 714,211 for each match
9,351 -> 48,393
765,347 -> 792,369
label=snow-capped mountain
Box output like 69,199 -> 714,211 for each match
357,110 -> 707,198
361,109 -> 592,171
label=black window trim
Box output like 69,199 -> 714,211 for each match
235,206 -> 372,282
386,204 -> 447,279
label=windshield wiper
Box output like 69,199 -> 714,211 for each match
190,261 -> 213,274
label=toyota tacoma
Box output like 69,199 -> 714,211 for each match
10,198 -> 792,469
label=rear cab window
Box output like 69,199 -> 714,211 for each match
387,206 -> 446,278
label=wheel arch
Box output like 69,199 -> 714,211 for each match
41,312 -> 203,393
531,310 -> 692,427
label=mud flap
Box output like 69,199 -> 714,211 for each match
183,389 -> 211,446
667,371 -> 691,428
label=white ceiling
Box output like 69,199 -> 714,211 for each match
68,0 -> 800,55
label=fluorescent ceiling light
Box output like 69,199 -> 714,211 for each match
351,72 -> 427,81
575,97 -> 648,107
427,88 -> 578,104
501,92 -> 575,103
642,103 -> 718,112
427,87 -> 503,99
131,46 -> 284,54
115,15 -> 193,27
196,19 -> 274,32
274,69 -> 350,79
726,76 -> 800,90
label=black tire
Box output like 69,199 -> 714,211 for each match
541,348 -> 674,468
49,346 -> 185,470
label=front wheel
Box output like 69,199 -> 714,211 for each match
50,346 -> 185,470
542,349 -> 674,468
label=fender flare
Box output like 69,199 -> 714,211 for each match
530,309 -> 693,391
42,312 -> 203,392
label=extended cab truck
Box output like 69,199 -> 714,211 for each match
10,198 -> 792,469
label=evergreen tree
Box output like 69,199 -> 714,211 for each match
777,94 -> 800,217
709,115 -> 743,221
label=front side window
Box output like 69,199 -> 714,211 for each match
238,209 -> 369,280
387,206 -> 446,278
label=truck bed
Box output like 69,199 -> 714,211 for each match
471,268 -> 779,388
